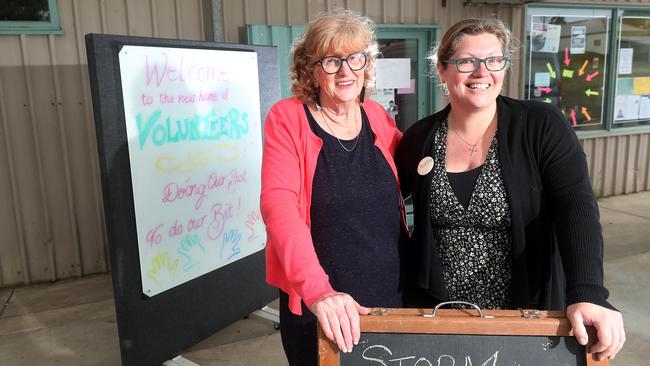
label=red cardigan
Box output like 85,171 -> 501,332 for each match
260,97 -> 403,315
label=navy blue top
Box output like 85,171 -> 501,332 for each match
305,105 -> 404,308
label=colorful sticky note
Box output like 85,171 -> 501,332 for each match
534,72 -> 551,87
633,76 -> 650,95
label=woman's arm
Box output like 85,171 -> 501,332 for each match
261,103 -> 370,353
535,104 -> 625,360
260,104 -> 334,308
536,105 -> 607,306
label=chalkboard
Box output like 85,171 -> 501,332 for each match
318,308 -> 610,366
86,34 -> 279,366
344,334 -> 582,365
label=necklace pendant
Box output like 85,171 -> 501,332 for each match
319,108 -> 360,152
468,144 -> 478,156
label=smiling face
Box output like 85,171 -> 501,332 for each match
437,32 -> 506,113
314,50 -> 366,108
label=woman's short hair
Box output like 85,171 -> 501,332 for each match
427,18 -> 516,78
290,9 -> 379,103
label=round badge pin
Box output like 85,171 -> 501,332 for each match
417,156 -> 434,176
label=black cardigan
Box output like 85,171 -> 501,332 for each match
395,95 -> 613,310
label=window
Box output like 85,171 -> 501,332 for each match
613,15 -> 650,128
524,6 -> 650,133
525,8 -> 611,131
0,0 -> 62,35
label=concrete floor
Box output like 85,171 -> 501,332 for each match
1,191 -> 649,365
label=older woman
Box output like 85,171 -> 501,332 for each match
396,18 -> 625,361
260,10 -> 407,365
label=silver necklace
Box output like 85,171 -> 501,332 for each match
319,106 -> 360,152
451,126 -> 480,155
449,116 -> 493,156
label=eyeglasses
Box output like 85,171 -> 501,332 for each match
444,56 -> 509,73
315,52 -> 368,74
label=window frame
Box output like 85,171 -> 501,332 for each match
611,9 -> 650,130
524,4 -> 650,138
0,0 -> 63,35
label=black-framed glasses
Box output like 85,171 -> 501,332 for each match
444,56 -> 509,73
315,52 -> 368,74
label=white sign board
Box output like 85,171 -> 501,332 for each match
118,45 -> 265,297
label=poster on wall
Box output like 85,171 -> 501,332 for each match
118,45 -> 265,297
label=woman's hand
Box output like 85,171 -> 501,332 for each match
310,292 -> 370,353
567,302 -> 625,360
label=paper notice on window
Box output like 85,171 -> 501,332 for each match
370,88 -> 395,112
531,23 -> 561,53
397,79 -> 415,94
375,58 -> 411,89
617,77 -> 634,95
614,95 -> 640,121
639,96 -> 650,119
570,26 -> 586,54
633,76 -> 650,95
534,72 -> 551,87
618,48 -> 634,75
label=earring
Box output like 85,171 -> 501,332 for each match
440,83 -> 449,96
314,91 -> 321,111
359,86 -> 366,103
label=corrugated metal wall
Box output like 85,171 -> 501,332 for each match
0,0 -> 212,288
582,133 -> 650,196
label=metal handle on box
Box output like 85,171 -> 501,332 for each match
427,301 -> 490,318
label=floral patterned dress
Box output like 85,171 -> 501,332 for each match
429,119 -> 513,309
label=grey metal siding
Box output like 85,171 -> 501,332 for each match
582,132 -> 650,196
0,0 -> 212,287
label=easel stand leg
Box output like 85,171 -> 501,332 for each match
252,305 -> 280,329
163,355 -> 200,366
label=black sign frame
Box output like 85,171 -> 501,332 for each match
85,33 -> 280,366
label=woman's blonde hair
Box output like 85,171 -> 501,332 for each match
290,9 -> 379,103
